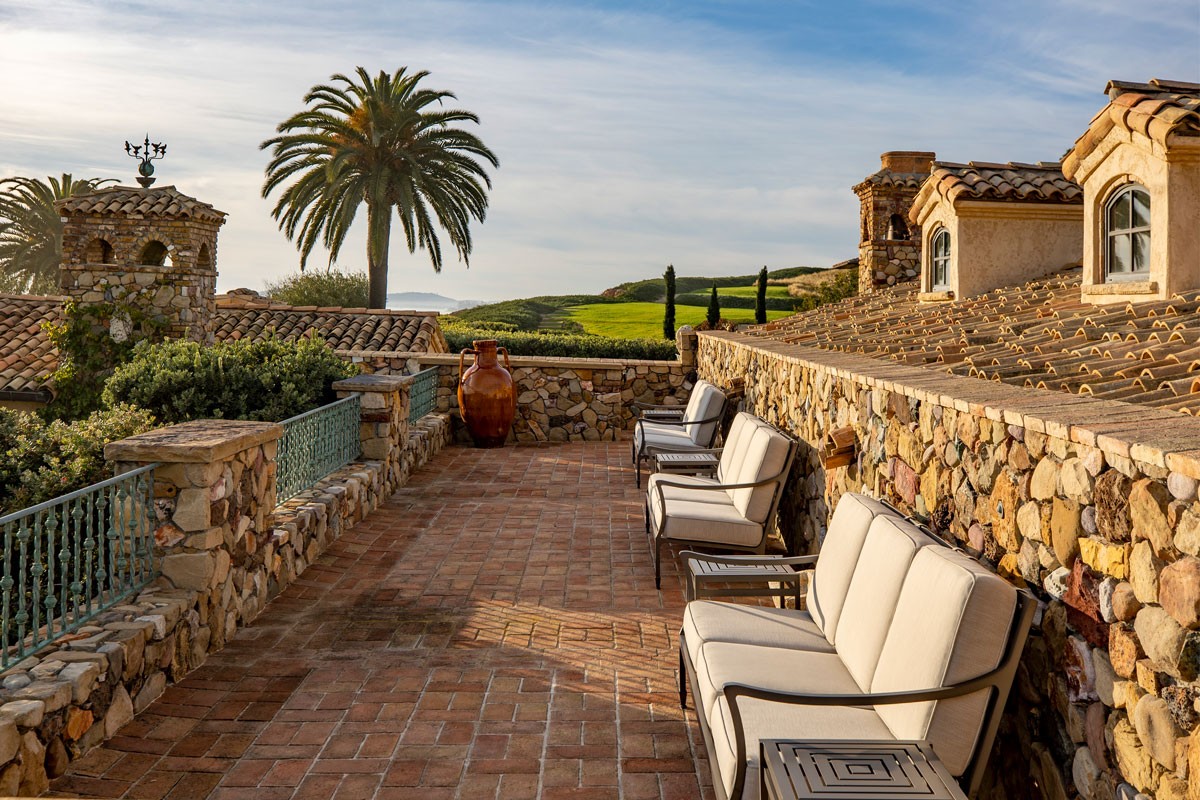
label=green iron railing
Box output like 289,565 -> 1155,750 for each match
408,367 -> 439,424
276,394 -> 362,503
0,464 -> 158,669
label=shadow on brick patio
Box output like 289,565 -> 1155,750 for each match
51,443 -> 714,800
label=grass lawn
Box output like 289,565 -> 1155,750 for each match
717,284 -> 792,299
563,302 -> 793,339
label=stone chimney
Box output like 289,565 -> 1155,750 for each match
851,151 -> 935,293
56,186 -> 226,342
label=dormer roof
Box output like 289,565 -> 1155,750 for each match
910,161 -> 1081,223
1063,78 -> 1200,179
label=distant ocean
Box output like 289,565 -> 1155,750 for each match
386,292 -> 481,314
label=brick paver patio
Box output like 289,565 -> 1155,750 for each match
52,443 -> 713,800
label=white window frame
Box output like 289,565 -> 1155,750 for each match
1104,184 -> 1151,282
930,228 -> 951,290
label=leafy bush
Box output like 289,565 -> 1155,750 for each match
102,336 -> 358,425
443,326 -> 676,360
0,405 -> 158,514
264,269 -> 370,308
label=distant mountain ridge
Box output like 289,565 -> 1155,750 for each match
386,291 -> 481,314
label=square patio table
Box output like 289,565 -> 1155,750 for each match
759,740 -> 967,800
640,408 -> 686,421
686,556 -> 804,603
653,451 -> 720,477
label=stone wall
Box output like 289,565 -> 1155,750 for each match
698,330 -> 1200,800
0,389 -> 451,791
342,350 -> 694,444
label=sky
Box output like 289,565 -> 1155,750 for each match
1,0 -> 1197,305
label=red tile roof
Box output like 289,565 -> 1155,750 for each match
55,186 -> 226,223
747,268 -> 1200,415
0,295 -> 60,399
912,162 -> 1081,217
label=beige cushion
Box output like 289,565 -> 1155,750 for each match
647,473 -> 730,506
634,423 -> 695,452
717,413 -> 762,482
681,601 -> 834,667
808,493 -> 896,644
871,546 -> 1017,777
650,494 -> 763,547
728,426 -> 791,523
695,641 -> 852,713
834,515 -> 937,690
711,695 -> 894,800
684,381 -> 725,445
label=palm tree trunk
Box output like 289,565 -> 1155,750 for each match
366,201 -> 391,309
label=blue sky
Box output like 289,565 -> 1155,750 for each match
1,0 -> 1197,304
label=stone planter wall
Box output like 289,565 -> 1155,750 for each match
0,386 -> 451,792
698,330 -> 1200,800
340,349 -> 695,444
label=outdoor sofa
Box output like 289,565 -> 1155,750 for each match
678,492 -> 1036,800
645,412 -> 798,588
631,379 -> 727,487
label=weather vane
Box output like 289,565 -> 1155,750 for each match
124,135 -> 167,187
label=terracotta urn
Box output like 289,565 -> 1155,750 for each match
457,339 -> 516,448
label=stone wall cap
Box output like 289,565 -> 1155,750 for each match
414,352 -> 680,369
106,420 -> 283,464
333,374 -> 411,392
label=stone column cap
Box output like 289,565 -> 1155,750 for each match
333,374 -> 411,393
106,419 -> 283,463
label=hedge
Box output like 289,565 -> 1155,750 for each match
443,327 -> 676,360
102,336 -> 358,425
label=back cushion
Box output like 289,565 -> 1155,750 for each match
729,426 -> 791,522
717,413 -> 759,482
872,547 -> 1018,777
685,383 -> 725,445
835,515 -> 936,690
808,493 -> 894,643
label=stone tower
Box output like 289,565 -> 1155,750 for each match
56,186 -> 227,342
851,151 -> 935,294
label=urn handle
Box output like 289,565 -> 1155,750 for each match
458,347 -> 477,385
498,346 -> 512,370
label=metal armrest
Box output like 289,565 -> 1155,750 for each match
636,411 -> 724,431
680,550 -> 817,568
723,665 -> 1005,710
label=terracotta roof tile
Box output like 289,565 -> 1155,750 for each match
911,161 -> 1081,222
745,268 -> 1200,416
0,293 -> 447,398
55,186 -> 226,223
0,295 -> 61,399
1064,79 -> 1200,178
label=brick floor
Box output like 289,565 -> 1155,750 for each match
52,443 -> 714,800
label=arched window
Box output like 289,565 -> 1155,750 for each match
84,238 -> 115,264
1105,185 -> 1150,281
931,228 -> 951,289
139,240 -> 173,267
887,213 -> 909,241
197,242 -> 213,271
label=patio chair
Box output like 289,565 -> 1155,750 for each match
631,379 -> 727,487
645,413 -> 797,588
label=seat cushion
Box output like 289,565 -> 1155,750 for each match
711,694 -> 894,800
728,425 -> 792,523
871,546 -> 1017,777
684,382 -> 725,445
807,493 -> 895,644
682,601 -> 834,668
717,413 -> 762,482
650,494 -> 763,547
694,641 -> 853,714
635,423 -> 696,453
834,514 -> 938,691
647,474 -> 728,505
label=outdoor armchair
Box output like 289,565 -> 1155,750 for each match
631,379 -> 727,487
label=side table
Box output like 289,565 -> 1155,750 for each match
760,740 -> 967,800
653,451 -> 720,477
685,556 -> 804,604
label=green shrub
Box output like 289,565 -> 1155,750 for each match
102,336 -> 357,425
0,404 -> 158,514
265,269 -> 370,307
443,326 -> 675,360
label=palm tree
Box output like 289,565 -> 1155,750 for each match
0,174 -> 116,295
261,67 -> 499,309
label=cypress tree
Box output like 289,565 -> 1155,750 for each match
706,282 -> 721,328
755,265 -> 768,325
663,264 -> 676,340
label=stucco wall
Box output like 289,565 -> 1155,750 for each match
699,329 -> 1200,800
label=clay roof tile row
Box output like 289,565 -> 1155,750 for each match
55,186 -> 226,223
